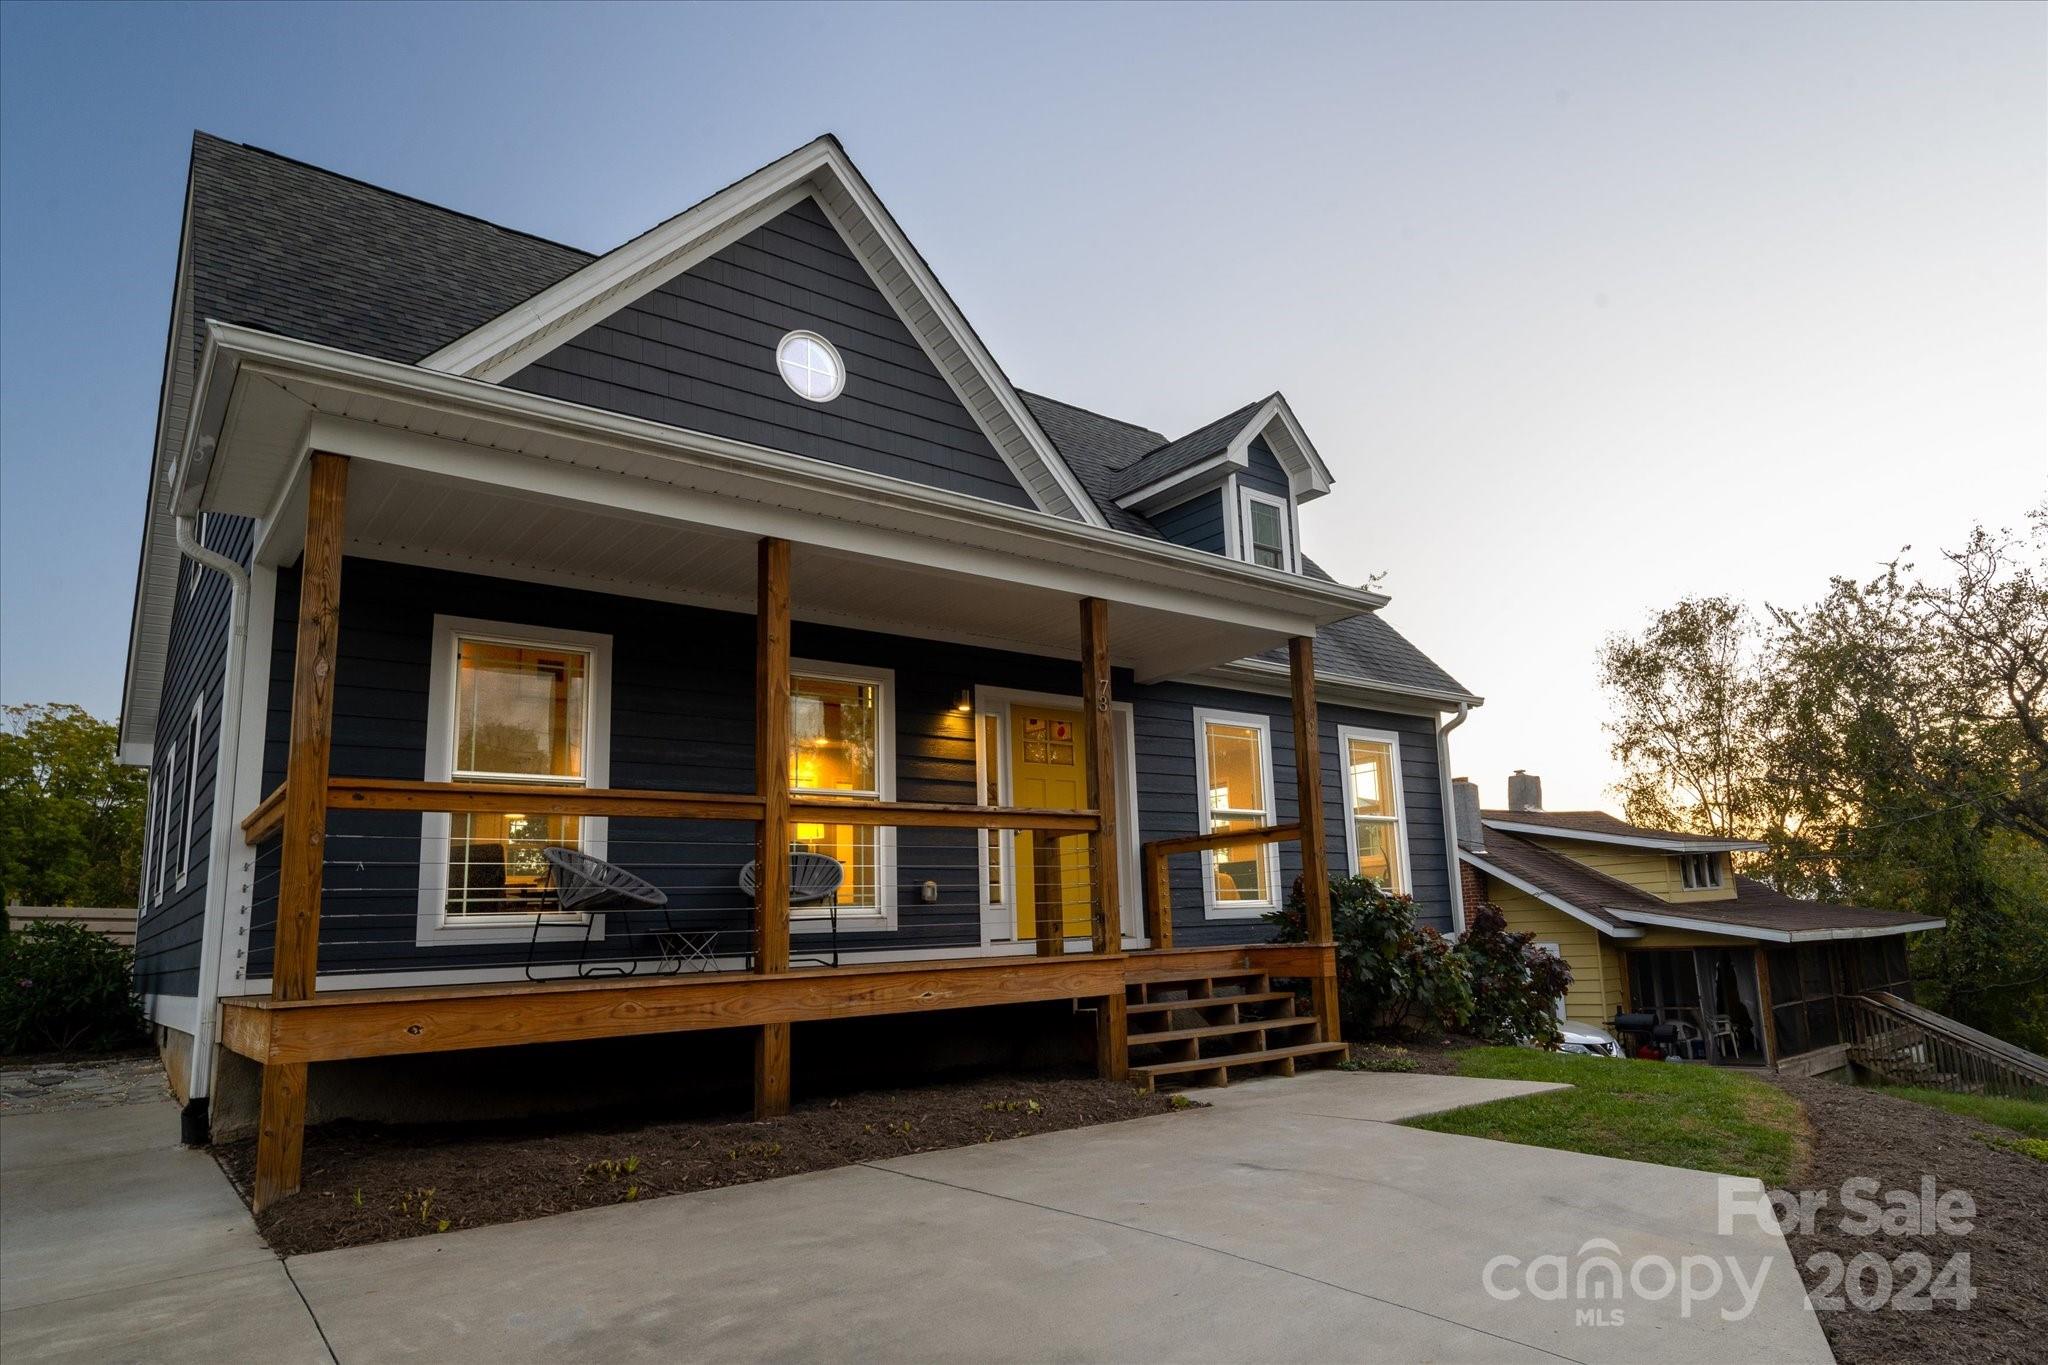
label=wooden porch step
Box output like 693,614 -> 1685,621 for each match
1127,990 -> 1294,1016
1131,1017 -> 1316,1045
1132,1040 -> 1347,1089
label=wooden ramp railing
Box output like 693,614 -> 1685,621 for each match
1846,992 -> 2048,1098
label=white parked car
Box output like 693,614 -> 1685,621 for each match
1555,1021 -> 1624,1058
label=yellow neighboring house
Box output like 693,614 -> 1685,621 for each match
1452,773 -> 1943,1072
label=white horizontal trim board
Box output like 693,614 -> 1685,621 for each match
147,993 -> 200,1034
1458,850 -> 1645,939
1481,819 -> 1766,854
1606,908 -> 1945,943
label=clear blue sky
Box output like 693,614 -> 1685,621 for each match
3,1 -> 2042,808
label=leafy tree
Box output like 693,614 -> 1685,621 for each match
0,704 -> 146,907
1598,508 -> 2048,1050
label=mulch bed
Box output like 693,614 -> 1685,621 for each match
219,1073 -> 1187,1257
1766,1073 -> 2047,1365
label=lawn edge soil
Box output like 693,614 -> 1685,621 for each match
1766,1072 -> 2046,1365
219,1073 -> 1191,1256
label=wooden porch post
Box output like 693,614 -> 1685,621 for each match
253,450 -> 348,1213
1078,598 -> 1120,956
1754,946 -> 1779,1068
753,537 -> 793,1119
1289,635 -> 1340,1043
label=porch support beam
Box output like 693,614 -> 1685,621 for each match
753,536 -> 793,1118
254,449 -> 346,1214
1754,947 -> 1779,1067
1079,598 -> 1121,957
1289,635 -> 1340,1043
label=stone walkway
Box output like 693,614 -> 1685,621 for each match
0,1054 -> 170,1116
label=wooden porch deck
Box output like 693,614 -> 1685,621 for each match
219,943 -> 1331,1067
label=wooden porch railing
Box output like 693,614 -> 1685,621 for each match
1139,823 -> 1303,951
1845,991 -> 2048,1099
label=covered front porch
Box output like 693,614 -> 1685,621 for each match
185,330 -> 1385,1209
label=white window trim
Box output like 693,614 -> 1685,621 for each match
1192,707 -> 1280,919
140,769 -> 160,914
178,693 -> 203,888
1336,725 -> 1412,895
1679,852 -> 1723,891
155,749 -> 177,906
1236,485 -> 1297,574
775,329 -> 846,403
415,616 -> 614,947
789,658 -> 896,932
972,686 -> 1142,948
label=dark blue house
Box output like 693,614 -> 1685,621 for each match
121,133 -> 1480,1207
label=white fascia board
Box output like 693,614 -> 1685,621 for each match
416,136 -> 1106,530
184,324 -> 1387,626
1480,820 -> 1769,854
1605,908 -> 1946,943
1458,849 -> 1645,939
1202,657 -> 1483,711
1231,394 -> 1333,502
1113,450 -> 1245,513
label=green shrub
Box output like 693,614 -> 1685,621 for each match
1265,876 -> 1472,1037
0,920 -> 148,1055
1454,904 -> 1573,1047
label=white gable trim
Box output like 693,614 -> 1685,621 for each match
418,136 -> 1105,529
1231,395 -> 1332,503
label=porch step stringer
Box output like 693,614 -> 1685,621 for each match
1124,971 -> 1344,1092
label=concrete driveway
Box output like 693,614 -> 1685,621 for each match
4,1069 -> 1831,1363
286,1071 -> 1829,1363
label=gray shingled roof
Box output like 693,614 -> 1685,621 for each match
1016,392 -> 1167,538
1462,828 -> 1661,928
1104,396 -> 1271,500
1646,880 -> 1944,937
186,134 -> 591,370
1480,809 -> 1761,848
177,135 -> 1473,707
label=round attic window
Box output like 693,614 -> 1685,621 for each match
775,330 -> 844,402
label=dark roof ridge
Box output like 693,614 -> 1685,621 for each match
191,131 -> 597,260
1014,389 -> 1167,444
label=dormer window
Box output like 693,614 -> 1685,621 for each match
1239,487 -> 1292,571
1679,852 -> 1723,890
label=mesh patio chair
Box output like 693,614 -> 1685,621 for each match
525,847 -> 700,981
740,853 -> 846,968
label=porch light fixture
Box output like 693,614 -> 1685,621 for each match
952,687 -> 973,713
775,330 -> 844,402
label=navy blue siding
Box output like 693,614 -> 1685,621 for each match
249,559 -> 1454,978
505,197 -> 1031,509
1242,435 -> 1291,498
134,513 -> 253,1004
1131,683 -> 1451,943
1150,489 -> 1225,554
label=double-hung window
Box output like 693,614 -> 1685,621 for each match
788,662 -> 893,924
1193,709 -> 1277,915
1238,488 -> 1292,572
1339,726 -> 1408,892
419,618 -> 611,940
179,694 -> 202,887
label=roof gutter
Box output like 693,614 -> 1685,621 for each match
1605,908 -> 1947,943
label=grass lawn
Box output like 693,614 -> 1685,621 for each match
1868,1084 -> 2048,1139
1400,1048 -> 1807,1187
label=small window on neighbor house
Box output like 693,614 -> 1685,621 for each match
1239,488 -> 1291,571
776,331 -> 845,403
1680,852 -> 1722,890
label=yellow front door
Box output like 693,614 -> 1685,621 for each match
1009,705 -> 1092,942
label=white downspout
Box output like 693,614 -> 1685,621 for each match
1436,702 -> 1470,935
175,511 -> 248,1121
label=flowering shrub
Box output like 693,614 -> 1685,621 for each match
1453,903 -> 1573,1047
1265,876 -> 1472,1037
0,920 -> 147,1055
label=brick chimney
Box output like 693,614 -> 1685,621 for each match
1453,778 -> 1485,851
1508,770 -> 1543,812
